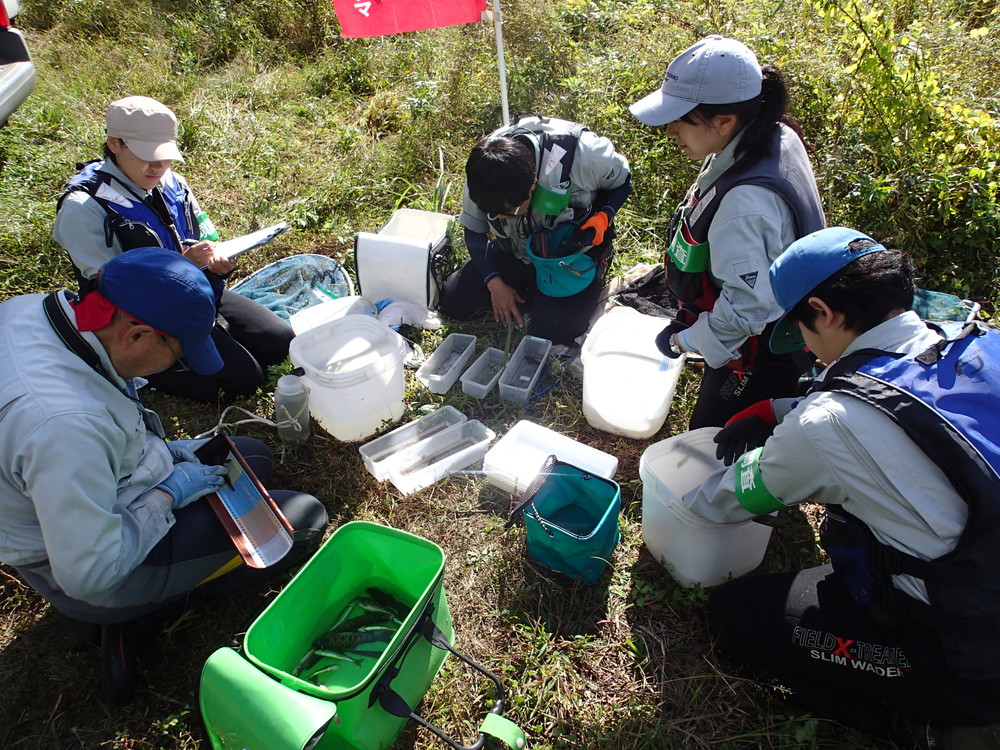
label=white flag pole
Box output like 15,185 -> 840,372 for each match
489,0 -> 510,125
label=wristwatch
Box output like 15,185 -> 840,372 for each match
669,333 -> 683,356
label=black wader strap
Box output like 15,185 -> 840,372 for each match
43,291 -> 112,380
42,291 -> 164,437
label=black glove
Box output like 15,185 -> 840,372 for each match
655,320 -> 688,359
713,417 -> 776,466
574,209 -> 611,248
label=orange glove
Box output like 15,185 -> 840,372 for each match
577,209 -> 611,247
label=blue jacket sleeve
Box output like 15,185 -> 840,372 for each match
595,173 -> 632,218
465,227 -> 500,284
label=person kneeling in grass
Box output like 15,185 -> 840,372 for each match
682,227 -> 1000,748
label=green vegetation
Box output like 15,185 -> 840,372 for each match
0,0 -> 997,747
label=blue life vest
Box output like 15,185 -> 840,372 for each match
815,321 -> 1000,680
59,161 -> 219,296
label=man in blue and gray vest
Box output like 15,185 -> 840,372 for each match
438,114 -> 631,346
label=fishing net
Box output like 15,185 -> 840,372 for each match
231,254 -> 354,321
912,288 -> 980,323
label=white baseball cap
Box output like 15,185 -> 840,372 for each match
630,36 -> 763,126
105,96 -> 184,162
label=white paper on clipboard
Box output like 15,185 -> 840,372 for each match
212,221 -> 291,261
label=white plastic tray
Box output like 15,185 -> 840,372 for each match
498,336 -> 551,403
387,420 -> 495,496
483,420 -> 619,494
461,347 -> 505,398
358,406 -> 467,480
416,333 -> 477,394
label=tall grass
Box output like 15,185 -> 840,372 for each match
0,0 -> 997,748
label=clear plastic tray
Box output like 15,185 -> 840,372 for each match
387,420 -> 495,496
358,406 -> 467,480
415,333 -> 477,394
498,336 -> 551,403
460,347 -> 506,398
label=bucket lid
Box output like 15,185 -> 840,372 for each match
289,315 -> 407,384
289,295 -> 376,335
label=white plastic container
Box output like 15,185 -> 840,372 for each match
482,420 -> 619,494
415,334 -> 477,394
358,406 -> 467,480
289,316 -> 408,442
354,208 -> 452,310
387,420 -> 495,496
639,427 -> 774,587
581,307 -> 685,439
379,208 -> 452,245
289,296 -> 376,336
498,336 -> 551,403
461,347 -> 506,398
273,374 -> 311,444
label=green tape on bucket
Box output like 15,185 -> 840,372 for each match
480,712 -> 527,749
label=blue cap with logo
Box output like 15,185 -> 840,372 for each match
97,247 -> 223,374
769,227 -> 887,354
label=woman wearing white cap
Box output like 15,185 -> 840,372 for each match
630,36 -> 825,428
52,95 -> 294,402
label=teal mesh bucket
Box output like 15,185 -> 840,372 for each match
525,223 -> 596,298
515,457 -> 621,584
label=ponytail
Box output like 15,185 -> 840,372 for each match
689,64 -> 808,157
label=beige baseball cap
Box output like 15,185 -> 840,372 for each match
105,96 -> 184,162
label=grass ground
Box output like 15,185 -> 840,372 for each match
1,0 -> 998,748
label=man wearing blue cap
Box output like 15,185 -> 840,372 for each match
677,228 -> 1000,747
0,247 -> 328,701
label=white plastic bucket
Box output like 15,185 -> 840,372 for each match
639,427 -> 773,587
289,316 -> 408,442
581,308 -> 685,439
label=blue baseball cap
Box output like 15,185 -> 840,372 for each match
96,248 -> 223,374
769,227 -> 887,354
630,36 -> 762,126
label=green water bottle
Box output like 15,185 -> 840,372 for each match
196,211 -> 220,242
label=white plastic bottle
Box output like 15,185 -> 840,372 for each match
274,375 -> 310,443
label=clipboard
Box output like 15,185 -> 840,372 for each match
194,434 -> 295,568
211,221 -> 291,262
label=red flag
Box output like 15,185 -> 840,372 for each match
332,0 -> 486,38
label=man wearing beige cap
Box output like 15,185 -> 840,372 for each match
52,96 -> 294,402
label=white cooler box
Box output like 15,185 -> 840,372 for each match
354,208 -> 452,310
